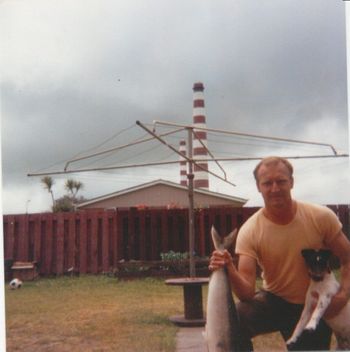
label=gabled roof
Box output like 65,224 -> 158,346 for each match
77,179 -> 247,208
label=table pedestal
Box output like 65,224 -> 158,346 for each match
165,277 -> 209,327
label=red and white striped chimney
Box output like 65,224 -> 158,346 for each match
192,82 -> 209,190
179,139 -> 187,187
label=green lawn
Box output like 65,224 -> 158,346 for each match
6,276 -> 179,352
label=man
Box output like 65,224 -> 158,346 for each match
209,156 -> 350,351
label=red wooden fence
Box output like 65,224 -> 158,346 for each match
3,205 -> 349,276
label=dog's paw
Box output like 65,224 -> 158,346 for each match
286,341 -> 298,351
286,336 -> 299,351
286,337 -> 295,345
305,322 -> 317,331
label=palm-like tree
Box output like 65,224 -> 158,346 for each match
41,176 -> 55,207
73,180 -> 83,197
64,179 -> 84,198
64,179 -> 75,197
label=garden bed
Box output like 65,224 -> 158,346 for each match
114,259 -> 210,278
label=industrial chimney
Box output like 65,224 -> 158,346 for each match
179,139 -> 187,187
192,82 -> 209,189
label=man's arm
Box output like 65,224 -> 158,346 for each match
209,251 -> 257,301
324,231 -> 350,319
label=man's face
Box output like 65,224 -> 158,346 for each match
256,162 -> 294,209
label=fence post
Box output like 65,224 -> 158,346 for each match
90,213 -> 98,274
150,210 -> 158,260
5,216 -> 15,260
33,215 -> 41,265
56,214 -> 65,275
67,213 -> 76,273
116,210 -> 125,261
79,212 -> 87,274
161,209 -> 169,254
43,214 -> 53,275
18,215 -> 29,262
139,210 -> 146,260
197,209 -> 206,257
102,212 -> 110,273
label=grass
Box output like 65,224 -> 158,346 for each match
5,275 -> 336,351
5,276 -> 179,352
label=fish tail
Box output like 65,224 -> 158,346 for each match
211,226 -> 238,251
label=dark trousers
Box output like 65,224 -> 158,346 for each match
236,290 -> 332,351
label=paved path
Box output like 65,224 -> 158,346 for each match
176,327 -> 206,352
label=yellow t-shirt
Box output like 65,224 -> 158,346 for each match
235,201 -> 342,304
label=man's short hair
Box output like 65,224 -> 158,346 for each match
253,156 -> 294,182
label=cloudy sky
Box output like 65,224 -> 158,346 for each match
1,0 -> 349,214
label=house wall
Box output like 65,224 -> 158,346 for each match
78,184 -> 243,209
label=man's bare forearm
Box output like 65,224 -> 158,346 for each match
226,261 -> 256,301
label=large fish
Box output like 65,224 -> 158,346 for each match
204,226 -> 241,352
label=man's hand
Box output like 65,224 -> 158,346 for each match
325,231 -> 350,319
209,250 -> 233,271
324,289 -> 348,320
209,252 -> 257,301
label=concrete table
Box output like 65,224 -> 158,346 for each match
165,277 -> 209,327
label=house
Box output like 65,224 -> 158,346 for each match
76,179 -> 247,210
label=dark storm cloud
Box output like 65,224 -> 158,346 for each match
0,0 -> 348,213
203,2 -> 347,139
1,79 -> 162,184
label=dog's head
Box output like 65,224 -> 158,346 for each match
301,249 -> 332,282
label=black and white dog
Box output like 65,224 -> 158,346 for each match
286,249 -> 350,350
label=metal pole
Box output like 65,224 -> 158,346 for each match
27,153 -> 349,177
187,128 -> 196,278
64,128 -> 185,171
153,120 -> 339,155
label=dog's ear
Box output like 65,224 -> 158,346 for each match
301,249 -> 314,259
